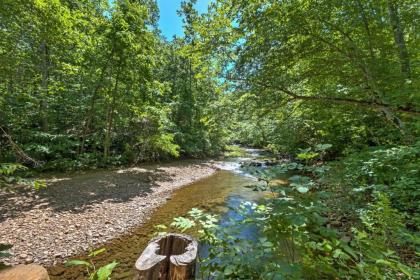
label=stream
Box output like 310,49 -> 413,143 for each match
48,149 -> 268,279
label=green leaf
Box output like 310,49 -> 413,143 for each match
88,248 -> 106,257
342,245 -> 357,259
33,180 -> 46,190
188,208 -> 204,218
315,144 -> 332,152
296,186 -> 309,193
297,152 -> 319,160
375,259 -> 392,266
171,217 -> 195,232
224,265 -> 234,275
96,261 -> 118,280
397,263 -> 412,277
154,224 -> 167,230
65,260 -> 92,268
245,184 -> 267,192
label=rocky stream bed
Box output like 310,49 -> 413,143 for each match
0,160 -> 218,267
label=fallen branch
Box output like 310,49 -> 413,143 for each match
0,127 -> 41,167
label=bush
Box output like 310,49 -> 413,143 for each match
160,145 -> 419,279
343,144 -> 420,226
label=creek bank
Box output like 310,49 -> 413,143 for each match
0,160 -> 218,267
47,169 -> 260,279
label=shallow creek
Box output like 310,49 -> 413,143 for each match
48,151 -> 267,279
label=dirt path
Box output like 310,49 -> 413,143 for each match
0,160 -> 218,266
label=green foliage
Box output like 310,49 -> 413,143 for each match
178,2 -> 420,276
65,248 -> 118,280
1,0 -> 419,278
0,0 -> 227,170
199,0 -> 419,157
156,208 -> 218,236
343,144 -> 420,226
0,163 -> 26,176
95,262 -> 118,280
161,145 -> 418,279
0,163 -> 45,190
170,217 -> 196,233
223,145 -> 246,158
130,106 -> 181,161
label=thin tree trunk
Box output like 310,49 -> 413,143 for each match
355,0 -> 375,61
8,77 -> 14,96
103,72 -> 120,159
387,0 -> 411,77
79,51 -> 114,154
39,41 -> 49,132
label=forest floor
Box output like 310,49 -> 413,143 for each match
0,159 -> 218,266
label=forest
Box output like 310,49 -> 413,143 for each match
0,0 -> 419,279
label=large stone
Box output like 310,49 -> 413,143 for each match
0,264 -> 50,280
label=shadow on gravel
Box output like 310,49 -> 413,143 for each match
0,166 -> 176,222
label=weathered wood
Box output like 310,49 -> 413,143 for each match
135,234 -> 198,280
169,239 -> 197,280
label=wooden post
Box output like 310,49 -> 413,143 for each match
135,233 -> 198,280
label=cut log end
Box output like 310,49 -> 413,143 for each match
135,233 -> 198,280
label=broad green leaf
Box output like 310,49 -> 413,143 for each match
96,261 -> 118,280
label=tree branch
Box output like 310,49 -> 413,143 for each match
277,87 -> 420,116
0,127 -> 41,167
227,75 -> 419,116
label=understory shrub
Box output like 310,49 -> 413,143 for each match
161,145 -> 419,279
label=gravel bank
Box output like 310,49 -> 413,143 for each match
0,160 -> 217,266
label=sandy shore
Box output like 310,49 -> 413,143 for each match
0,160 -> 218,266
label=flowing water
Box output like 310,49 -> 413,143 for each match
48,149 -> 268,279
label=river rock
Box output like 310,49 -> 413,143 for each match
0,264 -> 50,280
264,159 -> 279,166
241,160 -> 264,168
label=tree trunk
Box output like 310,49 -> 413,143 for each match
387,0 -> 411,77
79,51 -> 114,154
103,72 -> 119,159
355,0 -> 375,61
39,41 -> 49,132
135,234 -> 198,280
